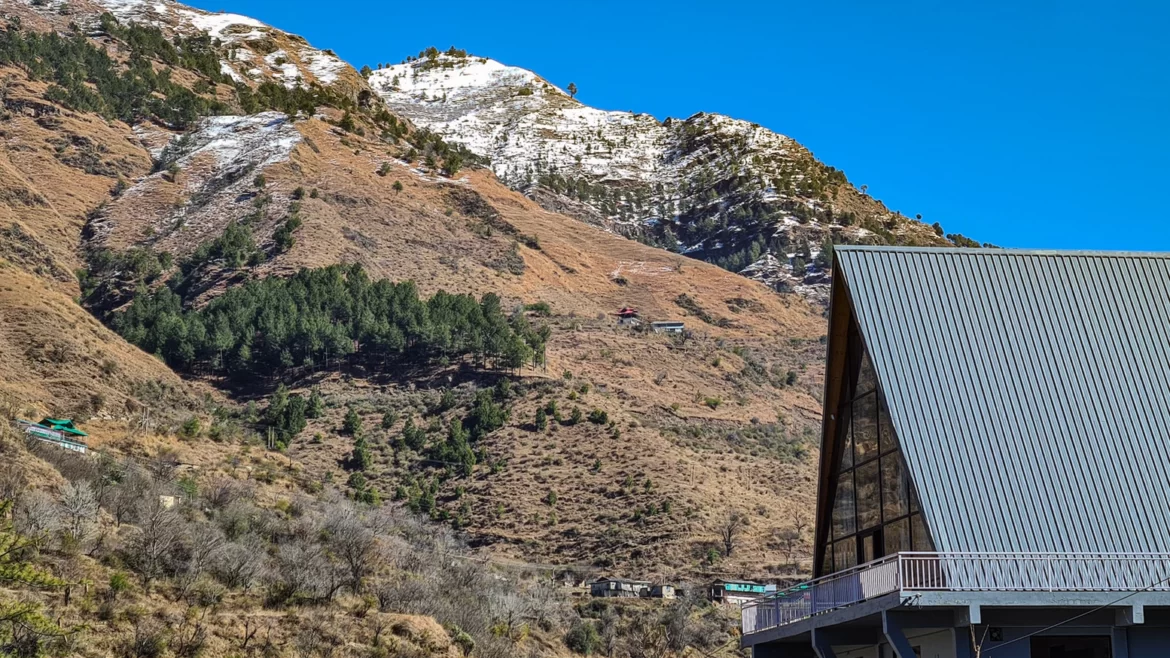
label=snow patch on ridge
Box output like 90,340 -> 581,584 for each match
173,112 -> 302,169
90,0 -> 349,88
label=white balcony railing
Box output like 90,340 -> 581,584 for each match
741,552 -> 1170,636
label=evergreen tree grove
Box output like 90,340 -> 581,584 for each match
112,264 -> 548,381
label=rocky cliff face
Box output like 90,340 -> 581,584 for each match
370,51 -> 950,298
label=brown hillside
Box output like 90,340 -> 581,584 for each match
84,107 -> 826,575
0,3 -> 835,583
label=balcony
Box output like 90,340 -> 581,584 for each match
741,552 -> 1170,636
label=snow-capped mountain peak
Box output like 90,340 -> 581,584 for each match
370,49 -> 946,295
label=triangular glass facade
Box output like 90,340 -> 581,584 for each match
819,333 -> 933,577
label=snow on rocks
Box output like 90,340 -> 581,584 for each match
168,112 -> 302,170
90,0 -> 351,88
107,113 -> 303,252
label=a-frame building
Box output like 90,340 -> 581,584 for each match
743,247 -> 1170,658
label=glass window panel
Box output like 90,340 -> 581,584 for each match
833,540 -> 856,572
881,453 -> 908,522
859,534 -> 876,564
841,418 -> 854,470
909,482 -> 920,513
820,549 -> 831,577
853,392 -> 879,463
884,518 -> 910,555
831,471 -> 856,538
910,513 -> 933,551
878,394 -> 899,454
855,460 -> 880,530
856,350 -> 876,396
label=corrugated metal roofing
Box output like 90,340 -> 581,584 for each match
835,246 -> 1170,553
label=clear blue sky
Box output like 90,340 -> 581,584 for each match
191,0 -> 1169,250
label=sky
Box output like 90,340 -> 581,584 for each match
188,0 -> 1170,250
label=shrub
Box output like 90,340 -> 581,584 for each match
380,409 -> 398,429
524,301 -> 551,316
179,416 -> 201,440
587,409 -> 608,425
565,620 -> 600,655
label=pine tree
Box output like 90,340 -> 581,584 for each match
535,407 -> 547,431
343,407 -> 362,436
307,388 -> 325,418
351,435 -> 371,470
567,82 -> 578,98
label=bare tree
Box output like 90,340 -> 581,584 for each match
110,464 -> 150,527
0,466 -> 26,504
720,511 -> 747,557
212,535 -> 265,591
202,477 -> 253,510
126,497 -> 183,583
777,527 -> 801,569
14,490 -> 60,550
621,613 -> 669,658
324,505 -> 379,594
58,481 -> 98,547
266,538 -> 345,604
174,521 -> 226,596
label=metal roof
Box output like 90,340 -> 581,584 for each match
835,246 -> 1170,553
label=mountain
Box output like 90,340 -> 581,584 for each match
0,0 -> 826,582
370,51 -> 958,299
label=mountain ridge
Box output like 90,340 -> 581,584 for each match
369,50 -> 956,298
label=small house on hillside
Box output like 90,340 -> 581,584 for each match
17,418 -> 88,454
590,577 -> 651,598
651,585 -> 676,599
615,307 -> 641,326
38,418 -> 87,439
650,321 -> 684,334
710,579 -> 772,606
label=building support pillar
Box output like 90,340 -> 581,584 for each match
882,611 -> 917,658
1112,628 -> 1130,658
811,628 -> 837,658
952,628 -> 973,658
